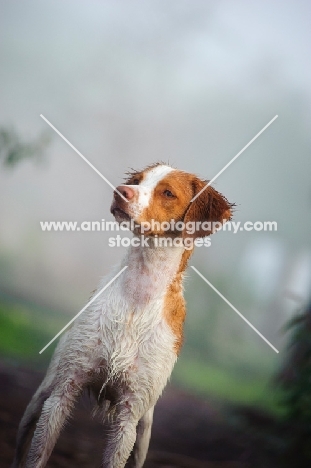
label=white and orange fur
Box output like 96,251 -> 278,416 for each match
12,163 -> 233,468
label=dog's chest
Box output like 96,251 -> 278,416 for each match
97,291 -> 176,372
83,246 -> 185,390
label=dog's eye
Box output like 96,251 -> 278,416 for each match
163,189 -> 175,198
132,179 -> 140,185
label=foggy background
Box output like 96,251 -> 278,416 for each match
1,0 -> 311,408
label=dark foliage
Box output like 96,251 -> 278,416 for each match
0,127 -> 50,168
278,301 -> 311,464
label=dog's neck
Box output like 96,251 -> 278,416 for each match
119,239 -> 193,307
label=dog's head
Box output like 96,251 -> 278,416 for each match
110,163 -> 234,239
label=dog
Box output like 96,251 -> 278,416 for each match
12,163 -> 233,468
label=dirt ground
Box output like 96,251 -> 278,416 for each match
0,360 -> 277,468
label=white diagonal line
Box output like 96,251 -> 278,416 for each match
39,266 -> 128,354
191,115 -> 278,202
191,266 -> 279,353
40,114 -> 128,202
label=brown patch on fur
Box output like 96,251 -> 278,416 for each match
158,174 -> 234,352
135,171 -> 234,238
163,248 -> 193,354
136,170 -> 194,236
183,178 -> 235,238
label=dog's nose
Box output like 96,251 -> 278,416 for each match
115,185 -> 135,200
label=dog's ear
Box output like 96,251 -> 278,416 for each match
183,178 -> 234,238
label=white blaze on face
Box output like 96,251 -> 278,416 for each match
129,165 -> 174,218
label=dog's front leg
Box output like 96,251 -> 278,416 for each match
126,406 -> 154,468
25,378 -> 81,468
103,403 -> 141,468
12,386 -> 51,468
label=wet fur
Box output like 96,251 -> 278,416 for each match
12,164 -> 233,468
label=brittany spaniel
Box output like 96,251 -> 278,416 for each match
13,163 -> 233,468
